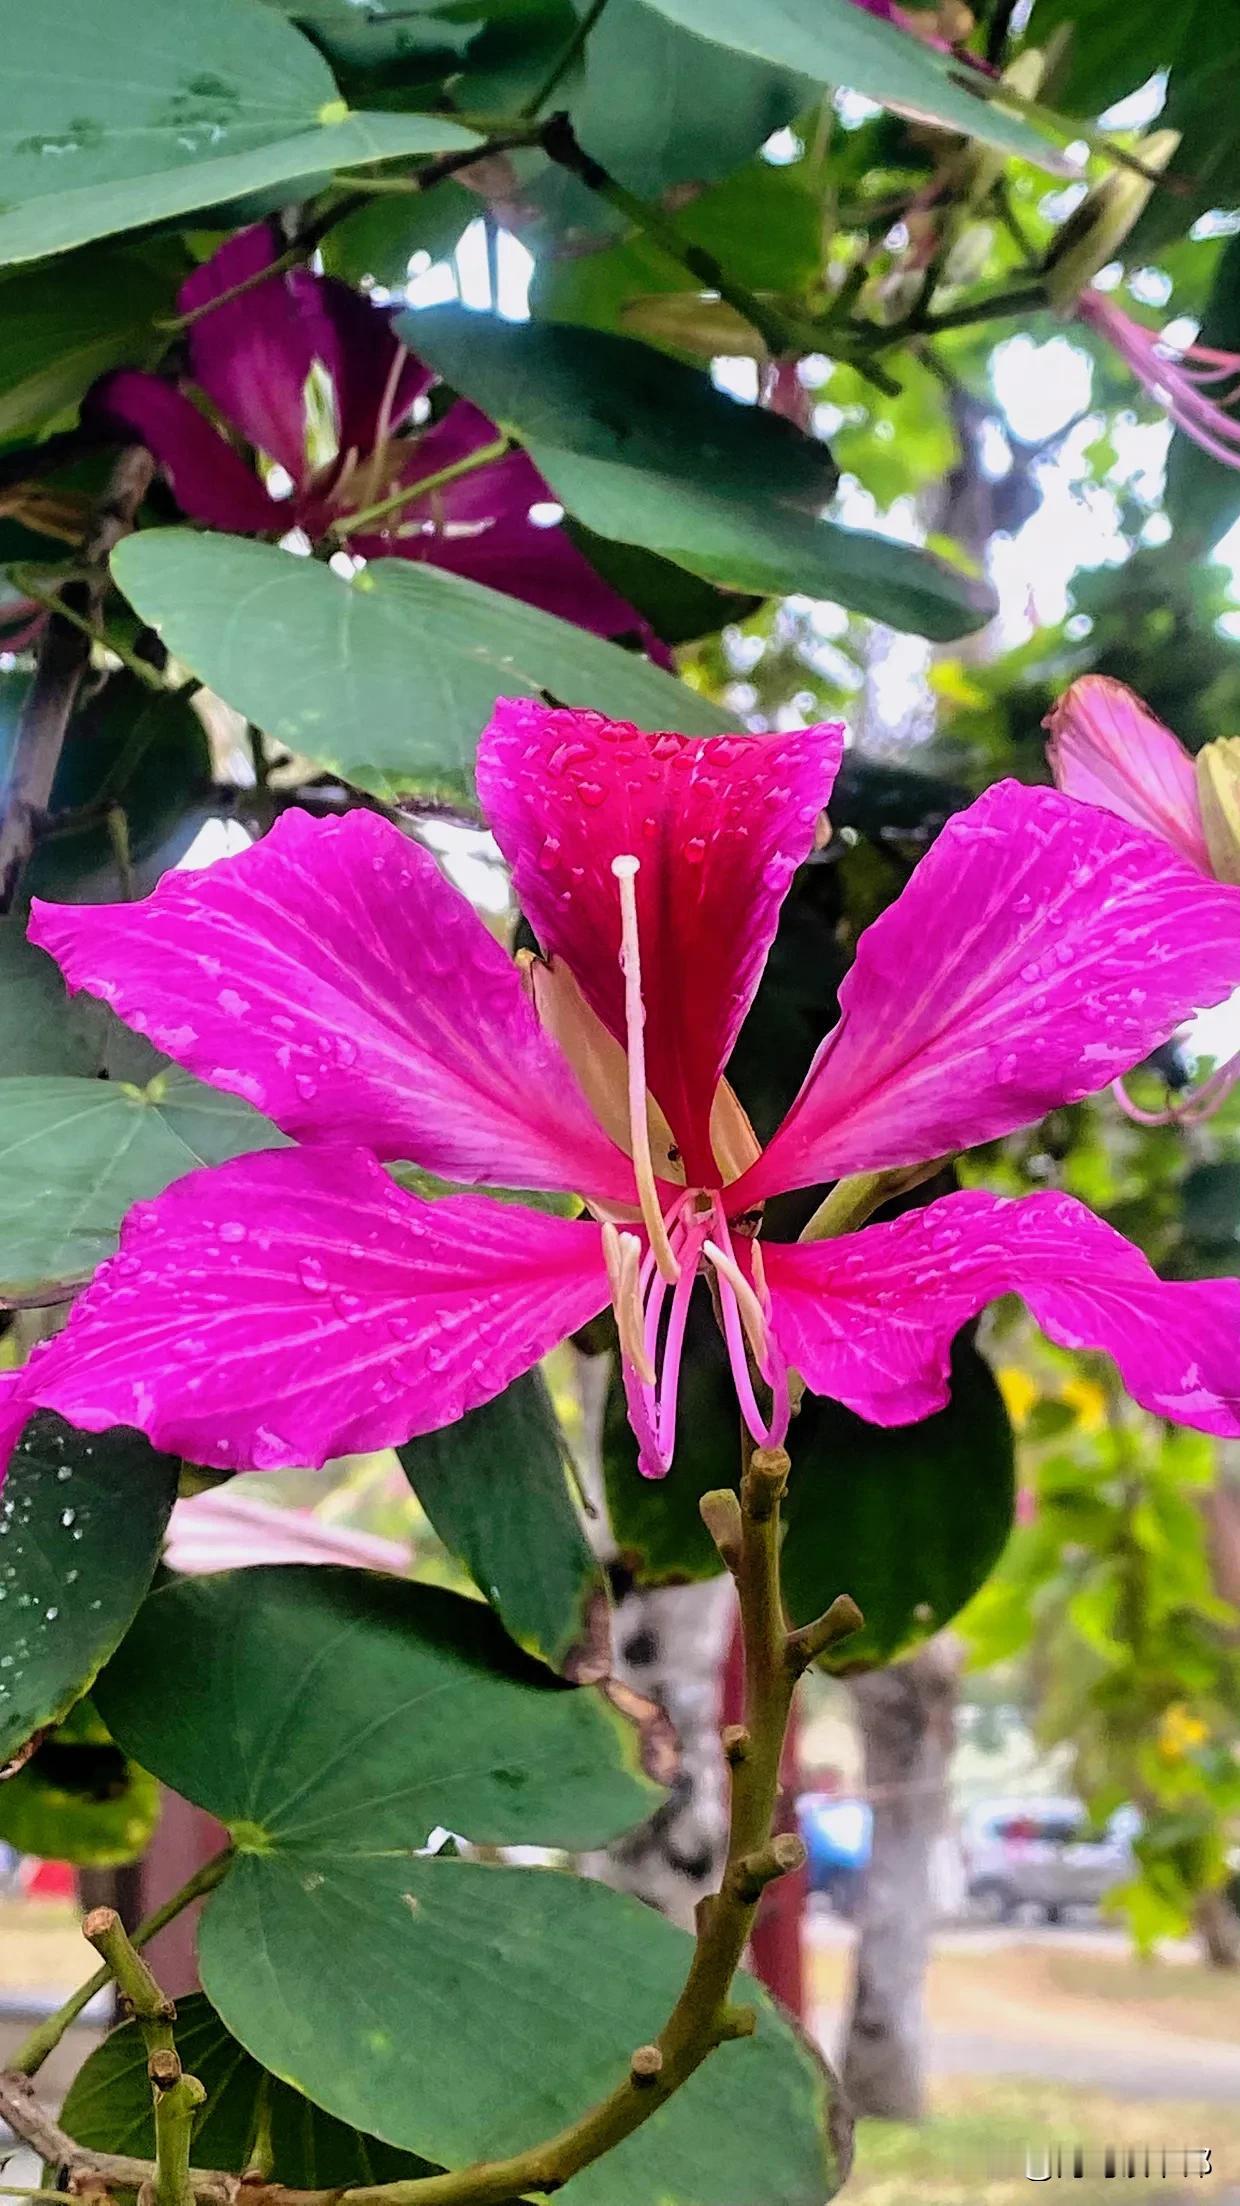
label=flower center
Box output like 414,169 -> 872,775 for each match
599,854 -> 790,1476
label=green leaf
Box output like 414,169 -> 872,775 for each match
398,1374 -> 607,1673
0,245 -> 178,442
1167,232 -> 1240,554
96,1568 -> 845,2202
111,534 -> 729,798
60,1991 -> 437,2184
0,1413 -> 178,1766
530,0 -> 813,234
202,1858 -> 847,2205
0,672 -> 213,904
0,921 -> 112,1075
640,0 -> 1068,165
402,312 -> 996,638
96,1565 -> 658,1852
606,1314 -> 1014,1668
0,0 -> 477,267
0,1697 -> 158,1866
0,1069 -> 284,1299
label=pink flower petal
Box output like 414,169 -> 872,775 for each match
477,702 -> 843,1184
91,372 -> 282,534
0,1370 -> 31,1488
29,808 -> 636,1205
1046,676 -> 1210,874
763,1189 -> 1240,1434
9,1147 -> 612,1477
737,780 -> 1240,1202
180,224 -> 318,484
166,1487 -> 410,1575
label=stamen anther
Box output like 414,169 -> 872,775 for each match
612,853 -> 680,1284
602,1222 -> 656,1384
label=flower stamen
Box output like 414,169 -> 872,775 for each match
702,1238 -> 772,1374
612,854 -> 680,1283
602,1221 -> 656,1384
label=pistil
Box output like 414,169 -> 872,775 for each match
611,855 -> 680,1282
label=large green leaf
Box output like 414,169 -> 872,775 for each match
640,0 -> 1068,166
0,1413 -> 178,1766
0,1696 -> 159,1866
399,1374 -> 607,1673
96,1566 -> 657,1852
0,1069 -> 284,1299
202,1858 -> 846,2206
402,312 -> 996,638
111,534 -> 729,796
96,1567 -> 846,2202
0,0 -> 477,268
606,1313 -> 1014,1669
61,1992 -> 437,2184
0,245 -> 178,442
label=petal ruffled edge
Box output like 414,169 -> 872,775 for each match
763,1188 -> 1240,1435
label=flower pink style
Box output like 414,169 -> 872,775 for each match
1047,674 -> 1240,1125
93,224 -> 663,655
5,699 -> 1240,1484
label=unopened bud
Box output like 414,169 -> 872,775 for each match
1043,130 -> 1181,312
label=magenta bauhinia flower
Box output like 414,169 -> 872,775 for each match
92,224 -> 663,653
4,701 -> 1240,1484
1075,291 -> 1240,475
1048,673 -> 1240,1124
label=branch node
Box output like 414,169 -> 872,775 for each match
628,2044 -> 663,2088
715,2004 -> 757,2043
729,1832 -> 806,1902
699,1488 -> 743,1570
720,1723 -> 750,1766
786,1594 -> 864,1673
149,2050 -> 183,2092
741,1447 -> 789,1521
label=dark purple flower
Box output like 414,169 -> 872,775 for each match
93,225 -> 666,657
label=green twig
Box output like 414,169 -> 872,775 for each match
11,1848 -> 233,2077
521,0 -> 611,118
81,1907 -> 176,2057
150,2054 -> 208,2206
539,111 -> 807,360
331,436 -> 508,539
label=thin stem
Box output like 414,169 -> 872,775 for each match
884,279 -> 1048,345
521,0 -> 611,118
10,1847 -> 233,2076
331,436 -> 508,539
151,2059 -> 207,2206
81,1908 -> 176,2059
540,112 -> 806,361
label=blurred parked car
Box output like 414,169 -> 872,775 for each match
798,1793 -> 872,1915
961,1795 -> 1138,1922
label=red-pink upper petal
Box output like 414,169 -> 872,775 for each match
1046,676 -> 1211,874
763,1189 -> 1240,1435
29,809 -> 636,1205
737,780 -> 1240,1203
8,1147 -> 612,1476
180,224 -> 319,483
91,372 -> 282,534
476,702 -> 843,1184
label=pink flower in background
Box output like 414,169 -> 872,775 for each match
5,702 -> 1240,1485
1075,292 -> 1240,474
1047,674 -> 1240,1124
92,224 -> 663,654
